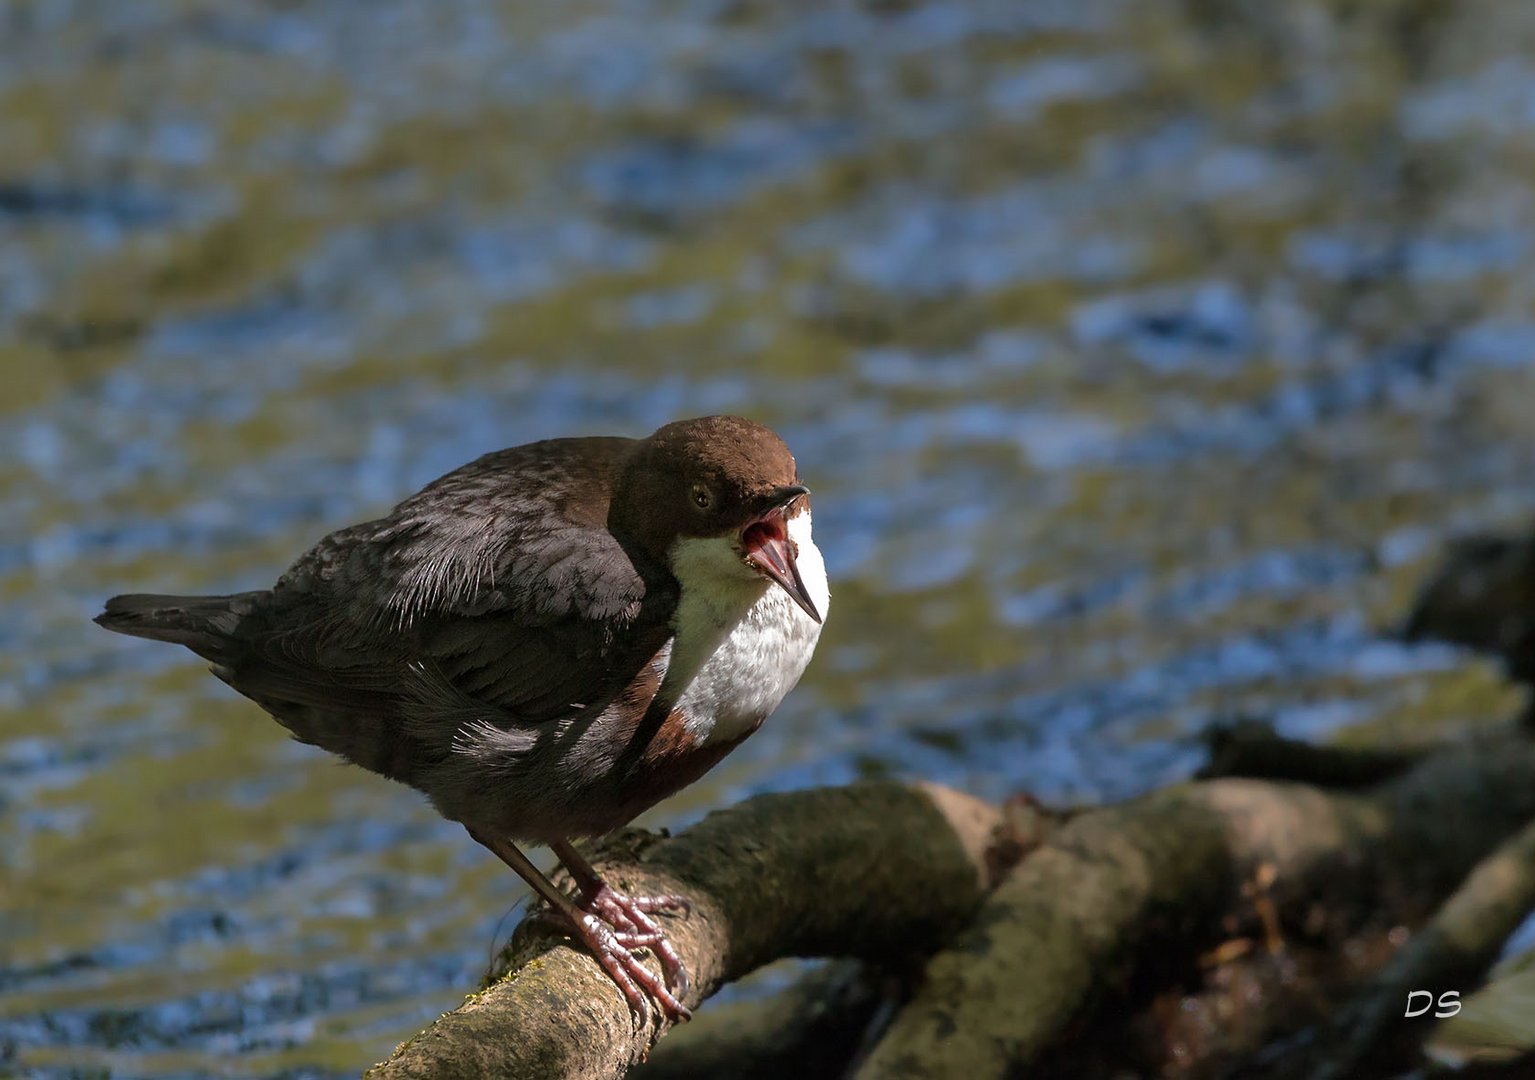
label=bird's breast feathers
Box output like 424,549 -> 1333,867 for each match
664,512 -> 828,745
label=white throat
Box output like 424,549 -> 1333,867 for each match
663,512 -> 828,744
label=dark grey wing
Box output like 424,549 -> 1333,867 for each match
218,437 -> 678,737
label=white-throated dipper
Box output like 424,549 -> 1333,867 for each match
95,414 -> 828,1023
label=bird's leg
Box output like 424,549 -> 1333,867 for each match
549,838 -> 692,1000
467,827 -> 691,1025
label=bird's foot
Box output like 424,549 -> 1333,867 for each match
568,903 -> 692,1027
469,829 -> 692,1026
581,884 -> 692,1002
524,885 -> 692,1026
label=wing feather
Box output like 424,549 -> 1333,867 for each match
219,437 -> 677,733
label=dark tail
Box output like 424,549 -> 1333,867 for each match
95,592 -> 263,655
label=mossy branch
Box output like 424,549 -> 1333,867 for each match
368,782 -> 1001,1080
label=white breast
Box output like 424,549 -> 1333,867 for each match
664,512 -> 828,745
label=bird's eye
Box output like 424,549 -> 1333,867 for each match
691,484 -> 713,510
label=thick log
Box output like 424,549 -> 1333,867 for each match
1320,814 -> 1535,1078
854,737 -> 1535,1079
1199,717 -> 1430,787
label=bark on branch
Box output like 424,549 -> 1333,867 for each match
368,782 -> 1001,1080
638,960 -> 885,1080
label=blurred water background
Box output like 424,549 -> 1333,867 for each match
6,0 -> 1535,1075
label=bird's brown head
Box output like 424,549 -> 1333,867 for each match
613,415 -> 820,622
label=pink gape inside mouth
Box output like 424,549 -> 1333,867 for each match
741,513 -> 789,570
741,509 -> 821,623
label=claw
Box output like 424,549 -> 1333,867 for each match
570,909 -> 692,1024
580,885 -> 692,1004
526,885 -> 692,1022
469,830 -> 694,1024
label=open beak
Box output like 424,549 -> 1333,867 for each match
741,485 -> 820,623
